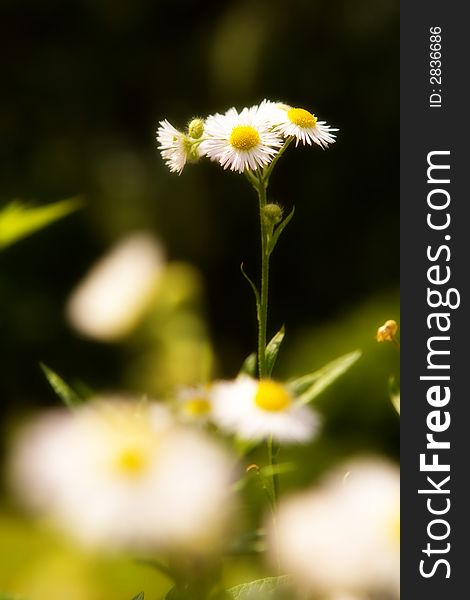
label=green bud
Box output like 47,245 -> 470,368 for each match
262,204 -> 283,226
182,136 -> 201,163
188,118 -> 204,139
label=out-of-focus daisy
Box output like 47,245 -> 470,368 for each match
66,232 -> 164,342
266,102 -> 338,148
200,105 -> 283,173
9,398 -> 236,553
270,458 -> 400,597
157,119 -> 200,175
175,384 -> 213,425
210,376 -> 319,443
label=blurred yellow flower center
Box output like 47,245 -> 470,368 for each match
185,397 -> 211,416
116,447 -> 148,475
255,380 -> 292,412
230,126 -> 260,150
287,107 -> 317,128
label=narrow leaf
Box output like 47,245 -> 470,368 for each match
389,375 -> 400,415
265,325 -> 285,376
227,576 -> 291,600
288,350 -> 362,405
40,363 -> 82,408
131,594 -> 144,600
239,352 -> 257,377
268,206 -> 295,254
240,263 -> 260,318
259,462 -> 295,478
0,197 -> 83,249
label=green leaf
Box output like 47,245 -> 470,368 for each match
265,325 -> 285,377
0,594 -> 24,600
268,206 -> 295,254
131,594 -> 144,600
40,363 -> 82,409
227,576 -> 291,600
239,352 -> 257,377
389,375 -> 400,415
258,462 -> 295,478
0,197 -> 83,250
289,350 -> 362,405
240,263 -> 260,318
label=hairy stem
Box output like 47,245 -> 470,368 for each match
256,175 -> 269,380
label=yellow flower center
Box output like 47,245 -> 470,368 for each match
184,397 -> 211,416
255,380 -> 292,412
287,107 -> 317,128
229,125 -> 260,150
116,447 -> 148,476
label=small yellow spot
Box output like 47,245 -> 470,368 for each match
116,447 -> 147,476
229,125 -> 260,151
376,319 -> 398,342
287,107 -> 317,128
184,397 -> 211,416
386,508 -> 400,544
255,380 -> 292,412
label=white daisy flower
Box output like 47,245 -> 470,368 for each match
157,119 -> 198,174
175,384 -> 213,425
9,398 -> 236,553
271,458 -> 400,597
210,376 -> 319,443
200,105 -> 283,173
66,232 -> 165,341
267,102 -> 338,148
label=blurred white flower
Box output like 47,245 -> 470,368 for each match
265,102 -> 338,148
66,232 -> 164,341
9,399 -> 236,553
175,385 -> 213,425
210,376 -> 320,443
271,458 -> 399,597
200,105 -> 283,173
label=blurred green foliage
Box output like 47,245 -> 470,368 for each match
0,198 -> 82,250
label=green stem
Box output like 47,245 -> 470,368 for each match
254,172 -> 281,512
267,436 -> 280,499
249,140 -> 293,513
257,175 -> 269,380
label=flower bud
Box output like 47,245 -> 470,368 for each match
188,118 -> 205,139
262,204 -> 283,226
376,319 -> 398,343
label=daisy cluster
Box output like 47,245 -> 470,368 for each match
157,100 -> 337,175
8,379 -> 319,553
176,375 -> 320,444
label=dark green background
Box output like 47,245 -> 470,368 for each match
1,0 -> 399,451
